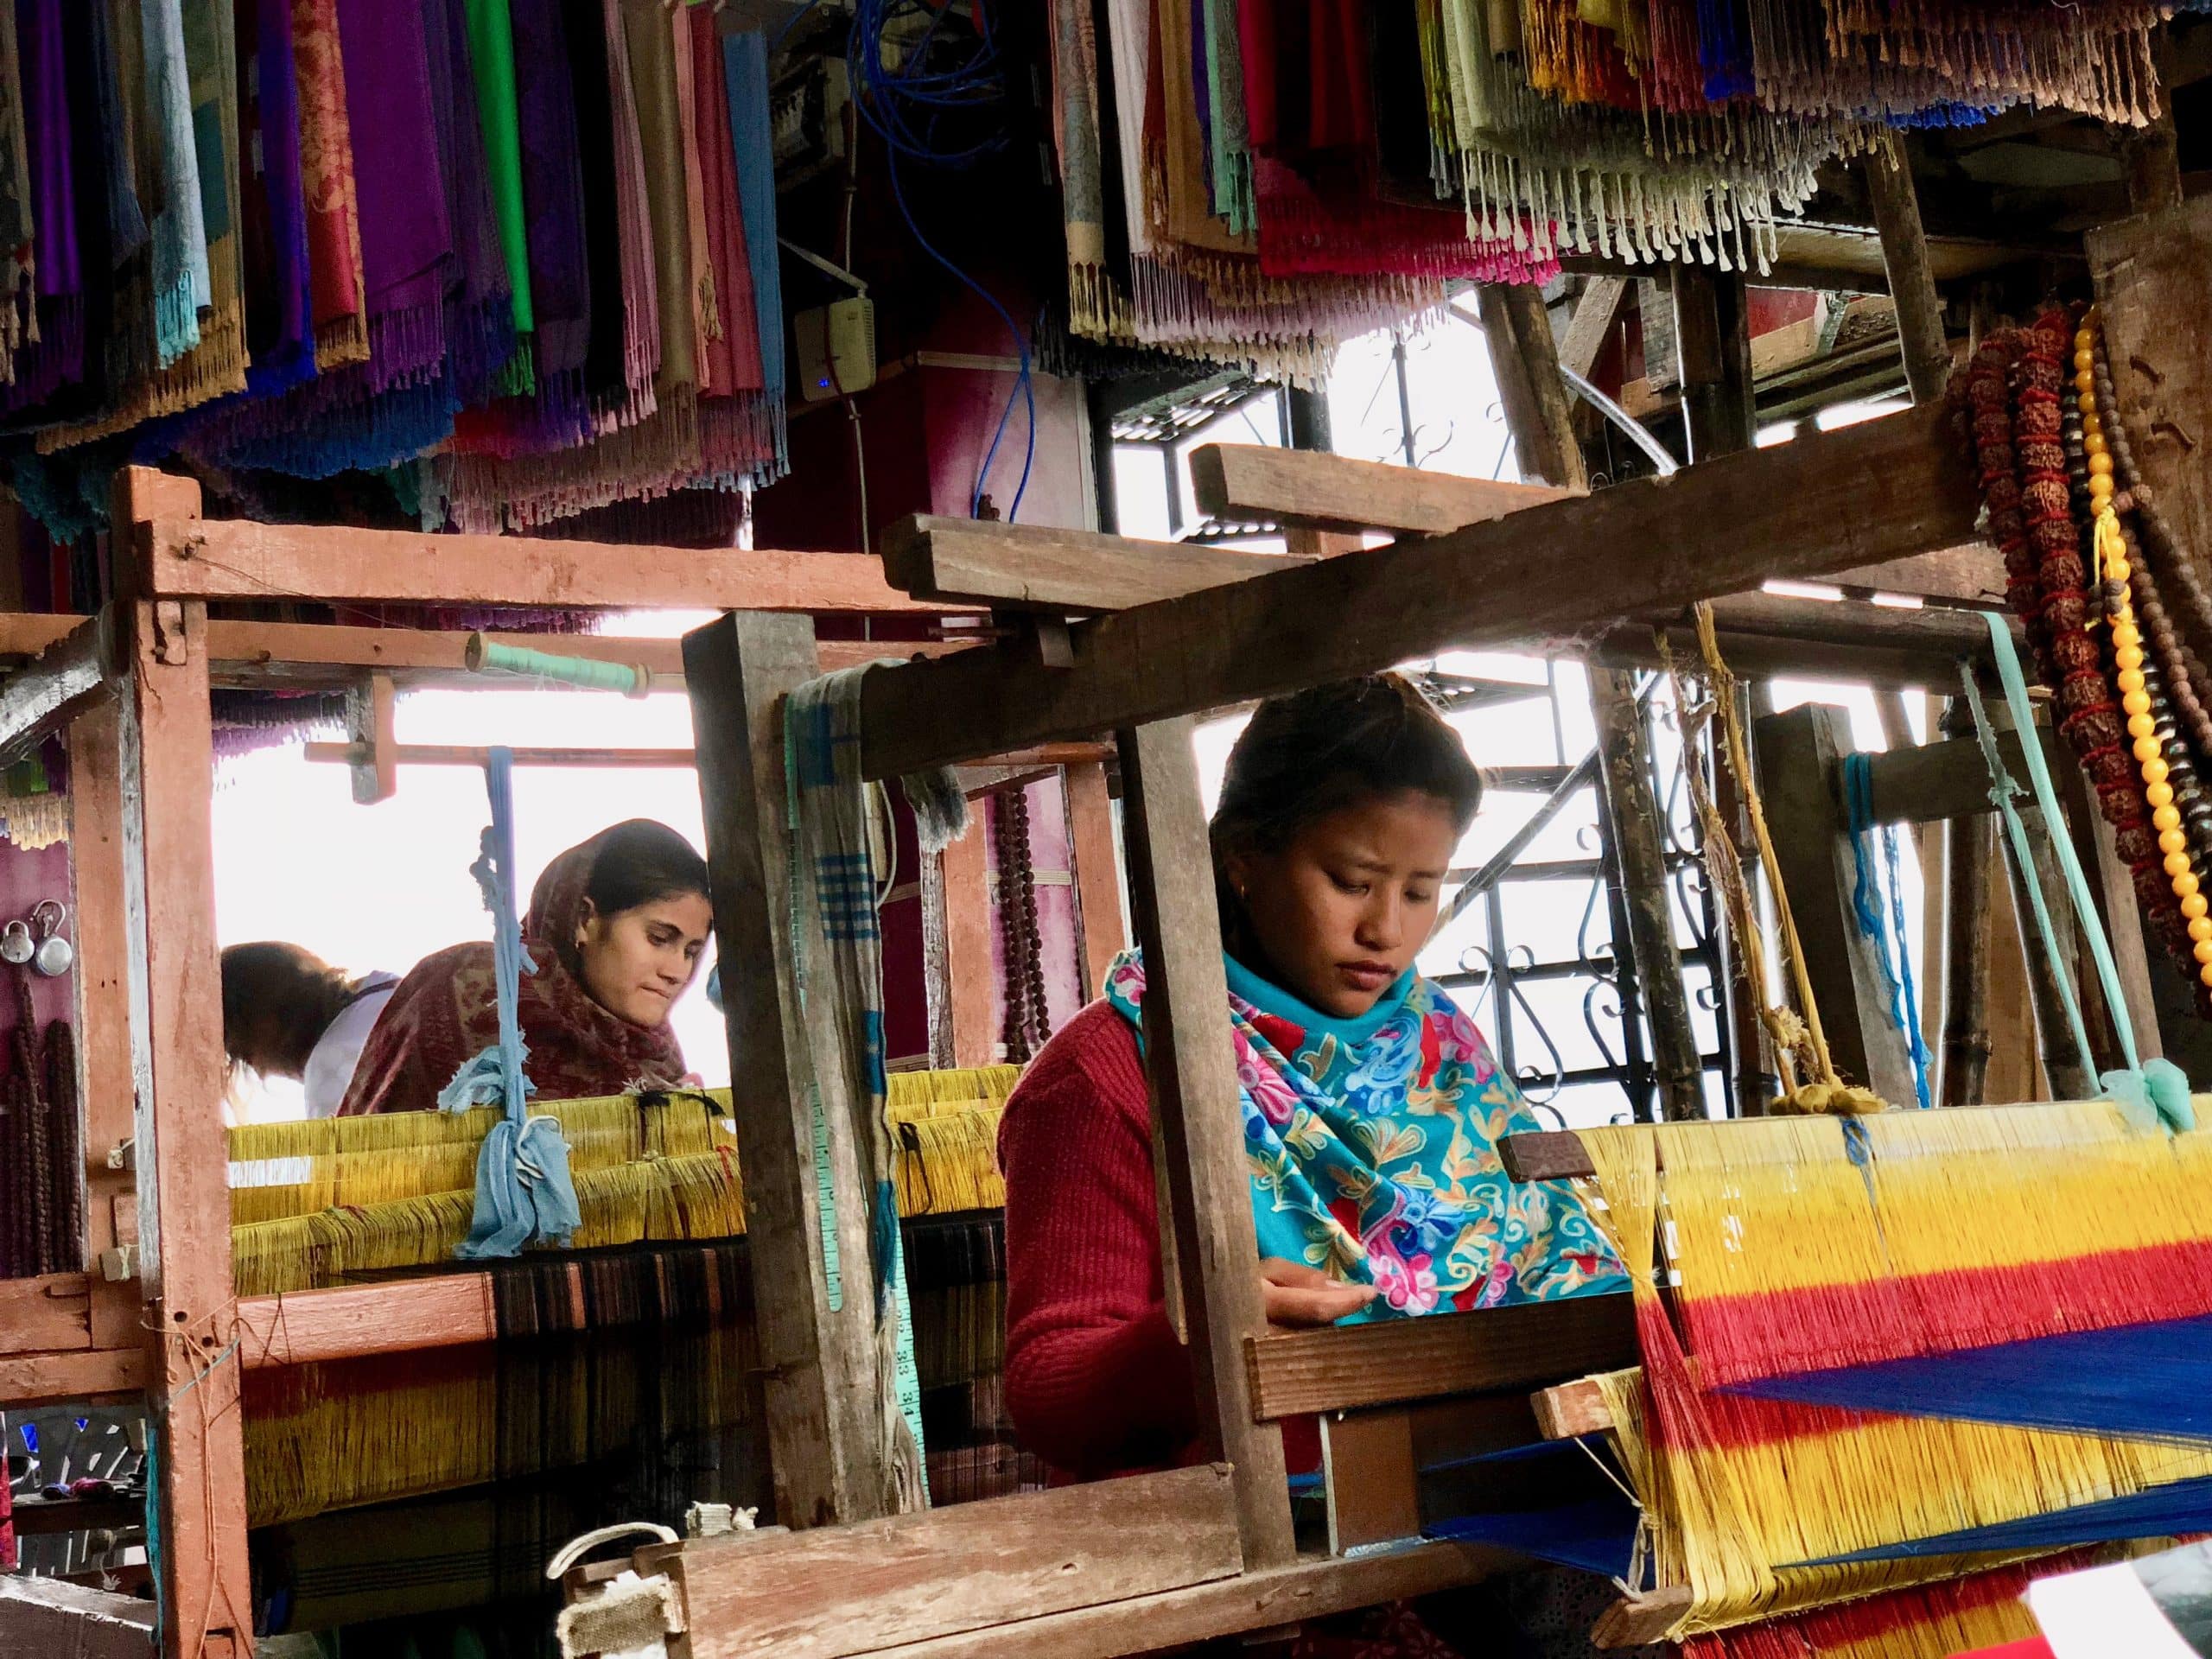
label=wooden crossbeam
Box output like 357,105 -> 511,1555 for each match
881,513 -> 1310,612
1186,443 -> 1573,535
1244,1295 -> 1637,1419
858,404 -> 1983,779
137,513 -> 952,613
670,1465 -> 1242,1659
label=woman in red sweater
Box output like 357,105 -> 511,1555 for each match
999,676 -> 1636,1657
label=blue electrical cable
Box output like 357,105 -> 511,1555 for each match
846,0 -> 1034,520
1841,750 -> 1933,1109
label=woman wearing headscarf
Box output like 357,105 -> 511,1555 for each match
338,818 -> 713,1115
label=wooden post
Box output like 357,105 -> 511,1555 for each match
1065,760 -> 1126,1000
1864,131 -> 1950,404
110,468 -> 251,1659
1753,704 -> 1916,1106
1936,696 -> 1994,1105
1671,267 -> 1755,461
1474,283 -> 1587,493
684,611 -> 893,1528
1715,683 -> 1780,1115
1481,282 -> 1704,1119
68,698 -> 139,1347
1116,719 -> 1294,1570
1588,668 -> 1705,1120
939,821 -> 998,1066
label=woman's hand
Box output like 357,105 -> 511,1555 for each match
1259,1257 -> 1378,1330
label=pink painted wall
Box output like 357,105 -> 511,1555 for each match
981,778 -> 1087,1056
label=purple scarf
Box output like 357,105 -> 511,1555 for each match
511,0 -> 588,381
3,0 -> 80,414
238,0 -> 315,394
338,0 -> 450,392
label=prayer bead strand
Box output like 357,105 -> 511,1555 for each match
2075,312 -> 2212,991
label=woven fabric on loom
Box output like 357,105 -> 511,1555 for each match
237,1071 -> 1039,1529
1573,1109 -> 2212,1637
227,1074 -> 1019,1291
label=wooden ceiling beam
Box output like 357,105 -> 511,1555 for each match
856,403 -> 1984,778
137,516 -> 956,613
1187,444 -> 1573,536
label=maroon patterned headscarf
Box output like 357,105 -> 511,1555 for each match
337,821 -> 696,1116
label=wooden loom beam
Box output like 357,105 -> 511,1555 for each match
855,403 -> 1986,780
111,468 -> 252,1659
136,515 -> 953,613
684,611 -> 897,1528
1118,718 -> 1295,1568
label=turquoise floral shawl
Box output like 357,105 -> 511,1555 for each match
1104,951 -> 1624,1319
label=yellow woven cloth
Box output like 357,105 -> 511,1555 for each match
228,1070 -> 1021,1296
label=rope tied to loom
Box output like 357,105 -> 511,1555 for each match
441,747 -> 582,1255
1840,753 -> 1934,1109
1969,616 -> 2195,1133
1660,604 -> 1885,1115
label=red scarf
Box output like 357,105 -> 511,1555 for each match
338,822 -> 691,1116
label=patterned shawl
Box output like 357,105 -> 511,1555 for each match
722,28 -> 785,482
1105,951 -> 1624,1316
291,0 -> 367,369
337,822 -> 690,1116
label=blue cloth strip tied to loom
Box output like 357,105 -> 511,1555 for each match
442,745 -> 581,1259
1728,1313 -> 2212,1448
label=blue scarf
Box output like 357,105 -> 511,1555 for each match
1105,950 -> 1624,1319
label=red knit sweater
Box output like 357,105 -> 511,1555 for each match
999,1000 -> 1320,1481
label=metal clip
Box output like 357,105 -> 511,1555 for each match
152,601 -> 189,666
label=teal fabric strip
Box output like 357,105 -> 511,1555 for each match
1980,613 -> 2140,1073
1957,657 -> 2097,1079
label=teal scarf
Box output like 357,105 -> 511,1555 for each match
1105,950 -> 1624,1319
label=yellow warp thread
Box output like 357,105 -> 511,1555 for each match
1577,1111 -> 2212,1637
229,1084 -> 1012,1295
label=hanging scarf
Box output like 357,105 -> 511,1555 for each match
448,0 -> 597,460
1237,0 -> 1552,283
688,1 -> 771,489
2,0 -> 80,415
291,0 -> 366,369
563,0 -> 629,418
178,0 -> 472,476
1105,951 -> 1624,1315
87,0 -> 145,270
1047,0 -> 1130,341
723,28 -> 785,482
236,0 -> 315,396
670,6 -> 716,390
461,0 -> 535,393
141,0 -> 205,367
338,822 -> 691,1116
423,0 -> 518,407
439,0 -> 696,531
0,2 -> 32,375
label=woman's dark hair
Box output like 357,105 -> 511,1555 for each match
221,942 -> 365,1078
1210,674 -> 1483,939
586,820 -> 712,918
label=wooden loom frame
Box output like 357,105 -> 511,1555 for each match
7,194 -> 2204,1657
0,395 -> 1997,1658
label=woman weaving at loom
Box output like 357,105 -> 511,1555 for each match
1000,676 -> 1632,1657
337,819 -> 713,1115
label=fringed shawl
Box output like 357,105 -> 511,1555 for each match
3,0 -> 80,416
237,0 -> 316,397
723,27 -> 785,482
291,0 -> 366,369
337,823 -> 690,1117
